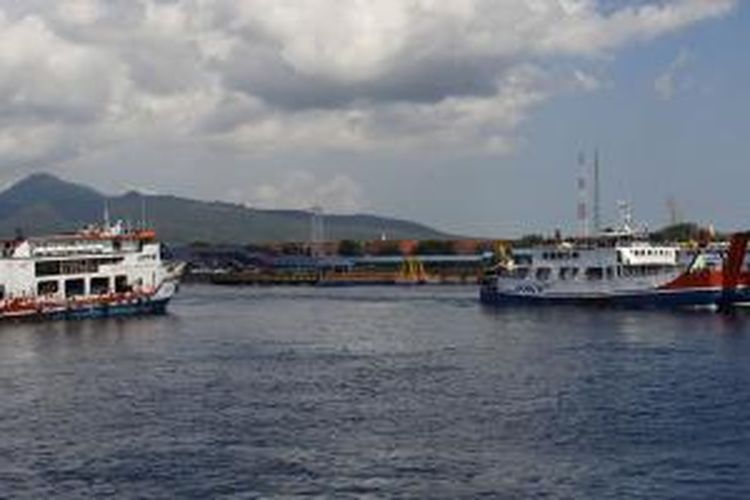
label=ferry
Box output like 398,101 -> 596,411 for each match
0,221 -> 184,320
480,230 -> 750,310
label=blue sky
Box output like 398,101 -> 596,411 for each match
0,1 -> 745,237
384,1 -> 750,237
424,2 -> 746,236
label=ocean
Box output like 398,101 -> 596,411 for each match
1,285 -> 749,498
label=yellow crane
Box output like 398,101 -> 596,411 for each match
399,256 -> 428,284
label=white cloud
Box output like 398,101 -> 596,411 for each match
0,0 -> 737,172
573,70 -> 602,92
248,171 -> 366,212
56,0 -> 105,26
654,49 -> 691,100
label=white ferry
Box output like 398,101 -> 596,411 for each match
0,221 -> 184,320
480,231 -> 750,309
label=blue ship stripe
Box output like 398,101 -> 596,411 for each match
4,298 -> 171,322
480,287 -> 722,308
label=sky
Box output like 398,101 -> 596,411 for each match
0,0 -> 747,237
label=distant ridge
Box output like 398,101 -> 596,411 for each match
0,173 -> 451,244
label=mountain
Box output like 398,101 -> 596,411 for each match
0,173 -> 452,244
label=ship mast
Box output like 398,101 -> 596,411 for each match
141,195 -> 148,229
103,200 -> 111,228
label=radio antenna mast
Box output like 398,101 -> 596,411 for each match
593,148 -> 601,235
577,151 -> 589,238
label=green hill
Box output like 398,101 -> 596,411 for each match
0,173 -> 451,244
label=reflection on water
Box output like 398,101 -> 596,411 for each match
1,285 -> 749,498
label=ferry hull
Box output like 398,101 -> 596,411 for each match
1,297 -> 172,322
480,286 -> 723,309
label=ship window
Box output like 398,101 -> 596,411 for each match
114,275 -> 130,293
64,278 -> 85,298
585,267 -> 604,280
572,252 -> 579,259
512,267 -> 530,279
37,280 -> 59,295
536,267 -> 552,281
61,259 -> 99,275
516,255 -> 532,265
36,260 -> 61,277
606,267 -> 614,279
0,285 -> 4,300
90,277 -> 110,295
559,267 -> 577,280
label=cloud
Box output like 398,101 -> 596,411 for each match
245,171 -> 366,213
573,70 -> 603,92
0,0 -> 737,171
654,49 -> 692,100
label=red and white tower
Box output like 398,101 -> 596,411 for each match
577,151 -> 589,238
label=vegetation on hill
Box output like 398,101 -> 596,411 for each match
0,173 -> 451,244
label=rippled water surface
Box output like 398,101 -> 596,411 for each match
1,285 -> 750,498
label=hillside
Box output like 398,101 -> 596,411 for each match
0,173 -> 451,244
